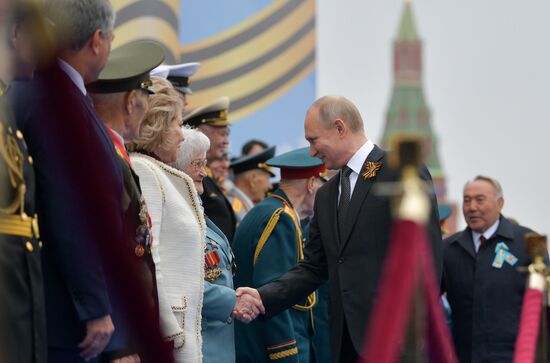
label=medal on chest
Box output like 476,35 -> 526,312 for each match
134,196 -> 152,257
204,241 -> 222,282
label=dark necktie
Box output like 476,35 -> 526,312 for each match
480,235 -> 487,244
338,166 -> 353,242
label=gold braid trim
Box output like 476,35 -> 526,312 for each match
259,195 -> 317,311
268,347 -> 298,360
267,340 -> 296,350
253,208 -> 284,266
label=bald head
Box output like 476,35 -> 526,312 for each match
309,95 -> 364,134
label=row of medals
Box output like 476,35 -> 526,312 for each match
135,196 -> 151,257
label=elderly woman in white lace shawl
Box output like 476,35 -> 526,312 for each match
172,128 -> 262,363
129,77 -> 205,363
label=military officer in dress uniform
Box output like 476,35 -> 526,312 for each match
183,97 -> 237,241
233,147 -> 327,363
87,40 -> 172,362
0,1 -> 51,361
151,62 -> 200,107
228,146 -> 276,224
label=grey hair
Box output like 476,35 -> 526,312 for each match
310,95 -> 364,133
464,175 -> 504,199
172,127 -> 210,172
46,0 -> 115,51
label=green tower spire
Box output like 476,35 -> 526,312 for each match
397,1 -> 418,41
381,0 -> 446,199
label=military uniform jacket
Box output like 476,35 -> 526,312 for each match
114,146 -> 158,312
202,175 -> 236,242
202,218 -> 236,363
442,216 -> 538,363
131,153 -> 205,363
234,189 -> 315,363
256,146 -> 442,363
0,83 -> 46,362
303,223 -> 330,363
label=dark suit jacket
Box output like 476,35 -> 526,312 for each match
12,63 -> 127,352
442,216 -> 536,363
202,175 -> 236,242
258,145 -> 442,363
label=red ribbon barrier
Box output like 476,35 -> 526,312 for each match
514,287 -> 544,363
359,220 -> 458,363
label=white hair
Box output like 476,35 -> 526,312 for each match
464,175 -> 504,199
46,0 -> 115,51
172,127 -> 210,172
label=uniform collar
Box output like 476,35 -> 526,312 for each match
272,188 -> 301,220
109,128 -> 125,146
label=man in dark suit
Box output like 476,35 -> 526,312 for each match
235,95 -> 442,363
12,0 -> 141,361
442,175 -> 538,363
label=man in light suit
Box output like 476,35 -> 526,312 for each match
236,95 -> 442,363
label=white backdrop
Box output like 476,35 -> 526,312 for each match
317,0 -> 550,234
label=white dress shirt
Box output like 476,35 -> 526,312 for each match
58,59 -> 87,95
338,139 -> 375,202
472,219 -> 500,253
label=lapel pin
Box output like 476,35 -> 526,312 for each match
362,161 -> 382,180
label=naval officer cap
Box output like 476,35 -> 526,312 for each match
267,147 -> 327,181
87,40 -> 165,94
231,146 -> 276,177
151,62 -> 200,95
183,96 -> 230,128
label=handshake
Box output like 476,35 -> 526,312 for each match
232,287 -> 265,324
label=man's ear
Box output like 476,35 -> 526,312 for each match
307,176 -> 316,194
497,197 -> 504,212
334,118 -> 346,137
124,90 -> 137,114
89,29 -> 103,55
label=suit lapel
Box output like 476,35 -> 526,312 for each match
455,230 -> 476,259
339,145 -> 385,253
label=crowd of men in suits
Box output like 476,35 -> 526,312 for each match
0,0 -> 546,363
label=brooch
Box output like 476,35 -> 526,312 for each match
492,242 -> 518,269
362,161 -> 382,180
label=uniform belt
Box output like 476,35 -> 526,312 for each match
0,214 -> 39,238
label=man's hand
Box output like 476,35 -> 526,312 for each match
233,287 -> 265,323
78,315 -> 115,361
112,354 -> 141,363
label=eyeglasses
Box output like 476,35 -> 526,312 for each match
190,159 -> 208,170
